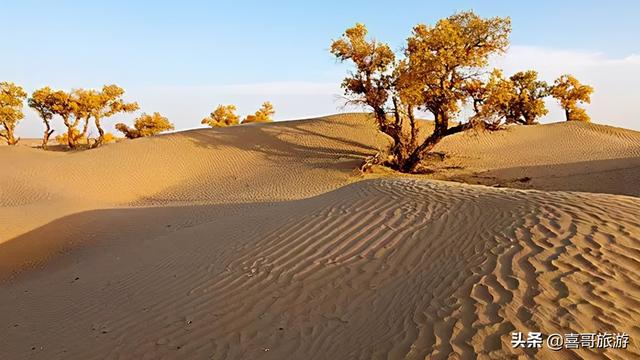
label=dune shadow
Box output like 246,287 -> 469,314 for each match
0,201 -> 280,281
453,156 -> 640,197
174,116 -> 385,167
0,177 -> 362,281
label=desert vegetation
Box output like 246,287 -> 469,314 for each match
0,81 -> 27,145
55,128 -> 87,146
2,84 -> 275,148
551,74 -> 594,122
28,87 -> 56,149
116,112 -> 174,139
200,101 -> 276,127
330,11 -> 593,172
1,83 -> 172,148
32,85 -> 139,149
1,11 -> 591,159
242,102 -> 275,124
83,85 -> 139,147
201,105 -> 240,127
3,6 -> 640,360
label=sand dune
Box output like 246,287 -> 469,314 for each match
431,121 -> 640,196
1,114 -> 639,359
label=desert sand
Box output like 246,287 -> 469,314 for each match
1,113 -> 639,359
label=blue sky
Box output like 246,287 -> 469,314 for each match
2,0 -> 639,136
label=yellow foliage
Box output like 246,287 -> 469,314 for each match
242,102 -> 275,124
88,85 -> 138,147
550,75 -> 593,122
102,132 -> 118,144
331,12 -> 511,172
116,112 -> 174,139
44,89 -> 86,148
28,87 -> 57,149
0,81 -> 27,145
330,23 -> 395,122
481,70 -> 549,125
32,85 -> 137,149
201,104 -> 239,127
56,128 -> 87,146
509,70 -> 549,124
402,11 -> 511,132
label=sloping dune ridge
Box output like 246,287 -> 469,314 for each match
1,114 -> 639,359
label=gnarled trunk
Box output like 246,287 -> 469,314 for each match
1,122 -> 20,145
42,126 -> 54,149
401,113 -> 472,173
93,117 -> 105,148
407,105 -> 417,149
67,126 -> 76,148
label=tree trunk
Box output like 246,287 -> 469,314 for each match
80,117 -> 90,139
400,111 -> 446,172
1,123 -> 19,145
401,115 -> 472,173
6,133 -> 19,145
42,126 -> 54,150
472,99 -> 481,115
523,113 -> 532,125
374,107 -> 388,133
434,111 -> 449,138
387,99 -> 406,166
407,105 -> 417,149
391,97 -> 402,127
93,117 -> 104,148
401,134 -> 443,173
68,117 -> 91,149
67,127 -> 76,149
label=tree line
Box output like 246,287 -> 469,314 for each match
0,82 -> 275,149
330,11 -> 594,172
201,101 -> 275,127
2,10 -> 593,167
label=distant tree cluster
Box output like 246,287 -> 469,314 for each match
200,101 -> 275,128
0,83 -> 174,148
1,80 -> 276,147
330,11 -> 594,172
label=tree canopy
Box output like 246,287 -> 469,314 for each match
0,82 -> 27,145
330,23 -> 395,124
242,102 -> 275,124
26,85 -> 138,149
86,85 -> 139,147
551,74 -> 593,122
116,112 -> 174,139
28,87 -> 57,149
481,70 -> 549,125
202,104 -> 240,127
332,11 -> 514,172
45,89 -> 86,148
